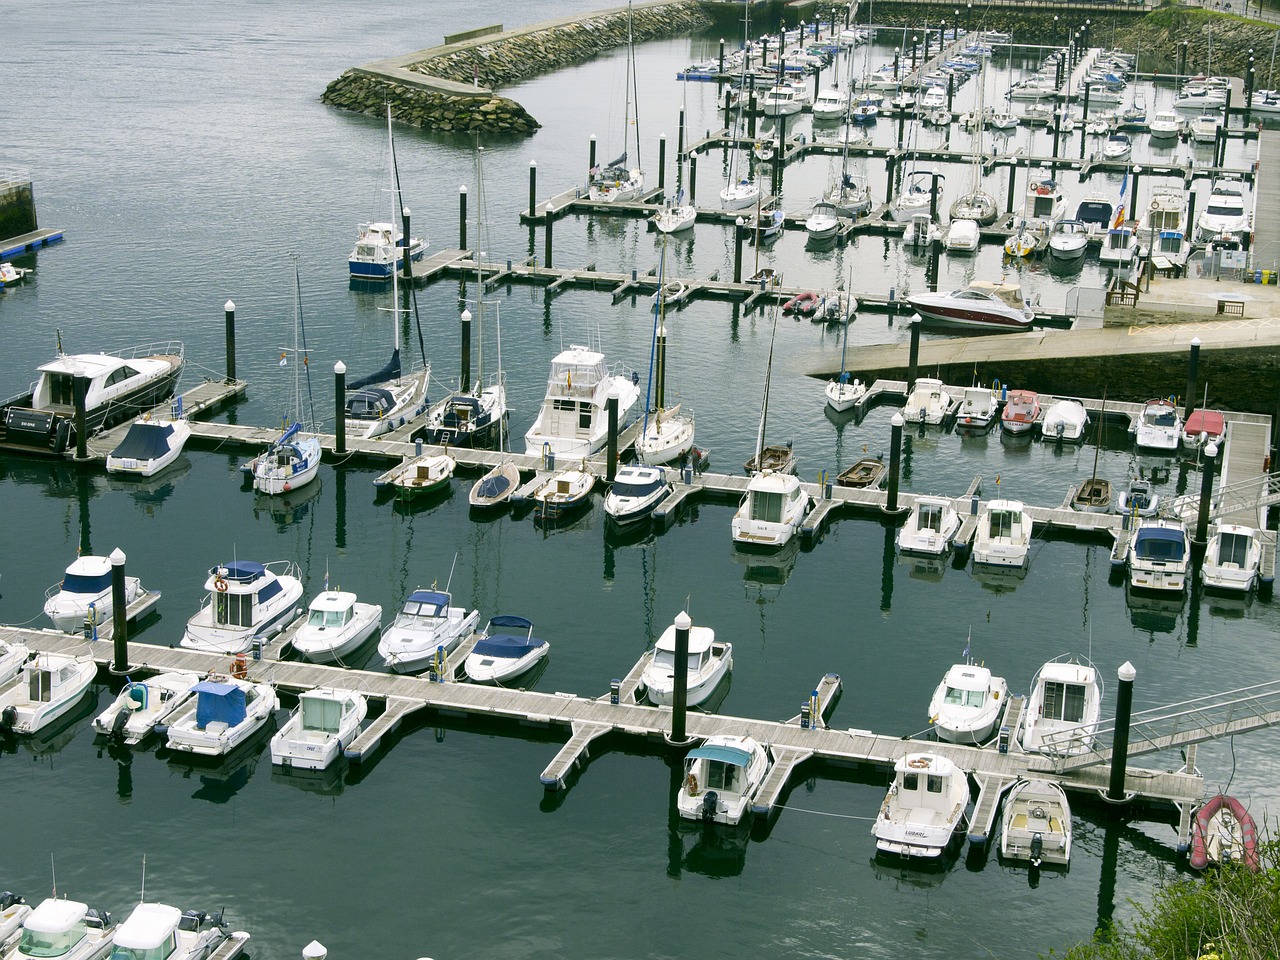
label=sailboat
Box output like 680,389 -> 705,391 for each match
468,309 -> 520,511
652,82 -> 697,234
246,262 -> 322,496
343,107 -> 433,442
419,146 -> 507,447
733,304 -> 810,549
720,6 -> 761,210
588,1 -> 644,203
1071,389 -> 1111,513
949,60 -> 998,226
825,280 -> 865,413
635,238 -> 695,466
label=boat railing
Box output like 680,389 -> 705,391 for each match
1162,472 -> 1279,525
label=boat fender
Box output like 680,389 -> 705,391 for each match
685,772 -> 699,796
215,576 -> 229,593
53,417 -> 73,452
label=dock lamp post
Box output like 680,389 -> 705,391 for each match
334,361 -> 346,456
966,3 -> 972,36
733,217 -> 745,283
110,548 -> 129,674
911,35 -> 918,73
1053,16 -> 1059,50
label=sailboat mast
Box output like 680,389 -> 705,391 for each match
755,306 -> 778,466
474,145 -> 485,393
387,104 -> 402,355
1090,386 -> 1106,482
627,1 -> 641,173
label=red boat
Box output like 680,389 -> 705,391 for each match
782,291 -> 821,316
1182,408 -> 1225,450
1189,794 -> 1260,872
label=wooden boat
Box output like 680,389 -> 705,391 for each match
837,456 -> 886,489
743,443 -> 796,476
1189,794 -> 1260,871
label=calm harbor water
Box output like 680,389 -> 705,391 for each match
4,3 -> 1279,959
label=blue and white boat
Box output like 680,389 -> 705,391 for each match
378,587 -> 480,674
676,735 -> 772,826
247,422 -> 322,496
92,670 -> 202,744
43,554 -> 147,633
179,560 -> 304,655
464,616 -> 549,684
603,465 -> 671,525
165,676 -> 278,757
1127,518 -> 1189,593
348,106 -> 426,280
105,405 -> 191,479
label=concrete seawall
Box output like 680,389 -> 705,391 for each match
321,0 -> 712,135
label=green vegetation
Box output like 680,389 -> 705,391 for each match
1043,840 -> 1280,959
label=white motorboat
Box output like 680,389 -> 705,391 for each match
907,280 -> 1035,332
464,615 -> 549,685
1001,779 -> 1072,867
956,386 -> 998,430
1115,478 -> 1159,517
165,676 -> 278,758
0,639 -> 30,687
532,468 -> 595,523
972,499 -> 1032,568
378,586 -> 480,673
1000,389 -> 1040,435
603,464 -> 671,525
270,687 -> 367,770
1048,219 -> 1089,260
902,213 -> 940,248
291,590 -> 382,664
804,201 -> 842,242
0,336 -> 184,457
44,554 -> 147,633
732,470 -> 810,550
1128,518 -> 1189,592
1041,399 -> 1088,442
105,408 -> 191,478
1147,110 -> 1182,140
1196,180 -> 1249,240
0,893 -> 32,949
898,496 -> 961,556
0,262 -> 29,287
759,83 -> 804,117
179,560 -> 304,655
944,218 -> 979,252
1190,114 -> 1220,144
811,86 -> 850,120
872,753 -> 970,858
1024,177 -> 1064,223
928,661 -> 1008,744
1019,655 -> 1102,756
0,652 -> 96,736
1099,223 -> 1141,266
1201,524 -> 1263,593
747,204 -> 785,243
903,378 -> 953,426
1134,398 -> 1182,452
109,902 -> 244,960
1074,195 -> 1115,243
379,453 -> 456,498
1101,132 -> 1132,159
640,614 -> 732,707
10,899 -> 114,960
92,670 -> 202,744
917,84 -> 947,110
524,344 -> 640,459
677,735 -> 772,826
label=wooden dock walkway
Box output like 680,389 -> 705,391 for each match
0,227 -> 65,260
82,378 -> 248,460
4,627 -> 1207,844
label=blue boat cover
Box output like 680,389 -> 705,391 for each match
216,561 -> 266,583
1134,527 -> 1186,561
472,634 -> 546,659
488,615 -> 534,632
408,590 -> 449,607
193,681 -> 247,728
109,422 -> 175,461
687,745 -> 752,767
347,349 -> 402,393
474,473 -> 513,499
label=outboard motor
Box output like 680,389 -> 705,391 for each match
178,910 -> 207,932
84,908 -> 112,931
1029,832 -> 1044,868
0,706 -> 16,733
700,790 -> 719,824
0,892 -> 25,911
110,710 -> 130,740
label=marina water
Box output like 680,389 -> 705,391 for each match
5,2 -> 1279,958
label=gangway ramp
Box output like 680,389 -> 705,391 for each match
1031,678 -> 1280,774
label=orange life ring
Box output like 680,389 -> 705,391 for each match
215,577 -> 229,593
907,757 -> 930,769
685,773 -> 699,797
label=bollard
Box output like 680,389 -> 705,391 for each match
528,161 -> 537,222
588,135 -> 596,174
224,300 -> 237,382
460,185 -> 469,249
460,308 -> 472,393
1185,337 -> 1201,421
606,396 -> 619,483
670,611 -> 692,743
1107,662 -> 1137,802
718,38 -> 725,77
733,217 -> 745,283
110,548 -> 128,674
658,135 -> 666,192
544,203 -> 555,270
885,413 -> 905,514
334,361 -> 347,455
906,316 -> 921,393
73,373 -> 88,461
610,679 -> 621,705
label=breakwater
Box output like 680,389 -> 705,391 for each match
321,0 -> 712,135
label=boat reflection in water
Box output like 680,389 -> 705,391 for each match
900,552 -> 947,583
1125,583 -> 1186,635
673,819 -> 750,879
168,733 -> 270,805
733,537 -> 800,595
105,455 -> 192,509
271,759 -> 348,797
970,562 -> 1029,594
4,690 -> 97,760
252,478 -> 322,528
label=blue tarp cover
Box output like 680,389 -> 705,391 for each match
472,634 -> 546,659
488,615 -> 533,632
1134,526 -> 1187,561
217,561 -> 266,583
194,681 -> 247,728
474,473 -> 513,499
687,745 -> 752,767
408,590 -> 449,606
110,422 -> 175,461
347,350 -> 401,393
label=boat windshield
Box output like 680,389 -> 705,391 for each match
988,510 -> 1021,539
111,934 -> 176,960
944,686 -> 987,708
19,926 -> 85,959
307,608 -> 349,628
702,760 -> 742,794
1206,203 -> 1241,216
1042,681 -> 1087,722
612,478 -> 662,499
62,572 -> 112,595
652,648 -> 707,671
749,490 -> 785,523
1218,532 -> 1254,566
401,600 -> 444,619
301,696 -> 343,734
918,504 -> 943,532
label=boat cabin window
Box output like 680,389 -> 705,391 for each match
704,760 -> 741,794
111,932 -> 176,960
1135,532 -> 1186,562
944,686 -> 986,708
988,510 -> 1019,539
19,923 -> 86,958
1157,233 -> 1183,254
46,372 -> 76,406
215,591 -> 254,628
927,774 -> 944,794
919,504 -> 943,532
402,600 -> 444,618
1041,681 -> 1087,723
63,571 -> 112,595
1219,532 -> 1253,567
1206,202 -> 1241,216
302,696 -> 343,734
29,668 -> 53,702
751,490 -> 785,524
308,608 -> 349,628
902,772 -> 919,790
105,365 -> 140,387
